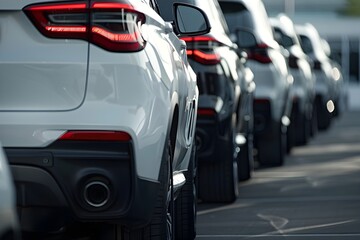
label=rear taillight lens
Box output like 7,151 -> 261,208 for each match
24,1 -> 146,52
59,131 -> 132,141
197,108 -> 217,117
248,44 -> 272,64
185,49 -> 221,65
254,99 -> 270,105
181,36 -> 221,65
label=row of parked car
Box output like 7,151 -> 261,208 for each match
215,0 -> 346,199
0,0 -> 346,239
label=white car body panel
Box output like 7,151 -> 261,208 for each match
0,142 -> 19,239
0,0 -> 197,188
219,0 -> 292,122
295,24 -> 334,103
0,1 -> 88,111
270,15 -> 316,115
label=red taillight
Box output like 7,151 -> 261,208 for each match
197,108 -> 217,116
186,49 -> 221,65
59,131 -> 131,141
254,99 -> 270,105
248,44 -> 272,64
24,1 -> 146,52
181,36 -> 221,65
25,3 -> 88,39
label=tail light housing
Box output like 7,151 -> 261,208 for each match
59,131 -> 132,141
24,1 -> 146,52
197,108 -> 217,117
181,36 -> 221,65
248,44 -> 272,64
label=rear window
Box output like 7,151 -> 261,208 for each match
219,2 -> 253,32
273,27 -> 294,49
299,35 -> 313,54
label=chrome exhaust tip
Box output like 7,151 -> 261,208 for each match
83,180 -> 111,208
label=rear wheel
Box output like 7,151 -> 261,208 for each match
287,109 -> 296,153
237,133 -> 254,181
257,122 -> 286,167
295,112 -> 310,146
198,131 -> 239,203
316,97 -> 332,131
310,102 -> 318,137
175,143 -> 197,240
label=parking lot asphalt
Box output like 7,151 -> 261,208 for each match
196,110 -> 360,240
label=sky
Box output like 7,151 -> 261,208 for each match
263,0 -> 347,13
262,0 -> 360,37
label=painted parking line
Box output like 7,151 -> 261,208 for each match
197,233 -> 360,238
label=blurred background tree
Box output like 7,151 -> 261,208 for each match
342,0 -> 360,16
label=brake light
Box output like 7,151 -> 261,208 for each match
197,108 -> 217,116
181,36 -> 221,65
186,49 -> 221,65
59,131 -> 131,141
248,44 -> 272,64
24,1 -> 146,52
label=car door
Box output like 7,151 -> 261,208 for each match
146,0 -> 198,170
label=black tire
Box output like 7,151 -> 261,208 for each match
316,97 -> 332,131
198,133 -> 239,203
198,160 -> 238,203
287,109 -> 296,154
295,112 -> 310,146
175,143 -> 197,240
257,123 -> 286,167
310,102 -> 318,137
237,134 -> 254,181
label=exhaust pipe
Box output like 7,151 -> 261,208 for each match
83,180 -> 110,208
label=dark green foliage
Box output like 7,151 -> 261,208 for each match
341,0 -> 360,16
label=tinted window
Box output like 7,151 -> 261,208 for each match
274,27 -> 294,48
219,2 -> 253,32
299,35 -> 313,54
220,0 -> 276,46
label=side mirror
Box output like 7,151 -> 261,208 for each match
173,3 -> 211,36
236,28 -> 257,49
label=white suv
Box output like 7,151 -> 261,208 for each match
295,23 -> 335,130
0,143 -> 20,240
219,0 -> 293,166
0,0 -> 209,239
270,14 -> 316,147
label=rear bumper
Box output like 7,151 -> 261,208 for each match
6,140 -> 159,232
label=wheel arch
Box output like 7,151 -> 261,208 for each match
168,92 -> 179,157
